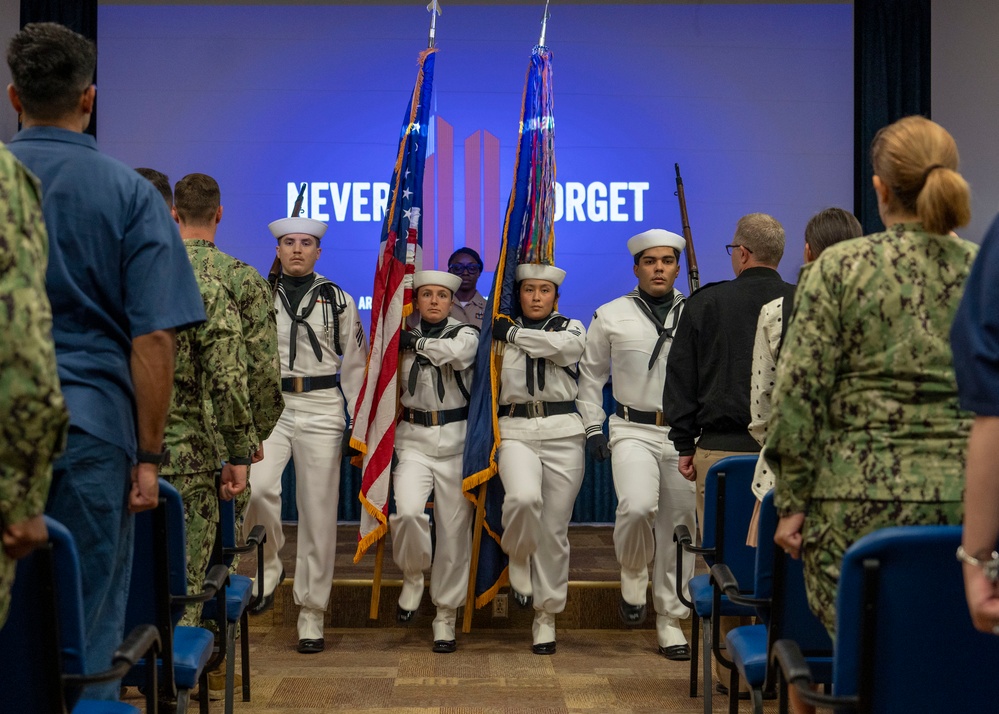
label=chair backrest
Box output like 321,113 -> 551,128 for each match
757,492 -> 831,653
0,516 -> 86,713
833,525 -> 999,713
700,454 -> 758,588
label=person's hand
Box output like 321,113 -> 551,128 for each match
586,433 -> 610,462
2,514 -> 49,560
492,316 -> 516,342
399,331 -> 417,351
129,462 -> 160,512
678,455 -> 696,481
774,512 -> 806,559
220,463 -> 248,501
963,563 -> 999,635
251,444 -> 265,463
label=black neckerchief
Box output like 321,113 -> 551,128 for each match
630,288 -> 683,370
408,318 -> 450,400
278,273 -> 323,370
519,312 -> 554,395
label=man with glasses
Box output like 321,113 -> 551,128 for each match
447,248 -> 487,328
662,213 -> 794,698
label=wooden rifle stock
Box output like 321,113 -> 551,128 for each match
674,163 -> 699,294
269,183 -> 308,289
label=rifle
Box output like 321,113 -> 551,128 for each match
268,182 -> 308,291
674,163 -> 699,294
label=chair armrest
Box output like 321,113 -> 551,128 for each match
710,564 -> 770,607
772,639 -> 858,710
223,524 -> 266,557
173,564 -> 229,605
63,624 -> 161,685
673,524 -> 713,556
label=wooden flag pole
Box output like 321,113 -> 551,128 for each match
369,537 -> 386,619
462,481 -> 489,633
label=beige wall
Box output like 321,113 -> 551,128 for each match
932,0 -> 999,244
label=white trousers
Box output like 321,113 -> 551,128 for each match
390,449 -> 473,612
243,407 -> 343,618
611,423 -> 695,619
497,434 -> 585,615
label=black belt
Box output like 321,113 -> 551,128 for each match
504,400 -> 577,419
616,404 -> 668,427
400,406 -> 469,427
281,375 -> 339,393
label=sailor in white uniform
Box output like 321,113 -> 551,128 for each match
392,270 -> 479,653
575,229 -> 695,660
243,216 -> 369,654
493,263 -> 587,655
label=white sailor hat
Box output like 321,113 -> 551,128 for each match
627,228 -> 685,256
269,217 -> 328,240
413,269 -> 461,294
515,263 -> 566,286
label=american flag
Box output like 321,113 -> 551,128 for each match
352,48 -> 436,561
462,45 -> 557,612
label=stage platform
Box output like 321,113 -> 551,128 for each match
237,524 -> 702,633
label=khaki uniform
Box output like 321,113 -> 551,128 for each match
768,223 -> 977,633
0,147 -> 69,626
162,239 -> 254,625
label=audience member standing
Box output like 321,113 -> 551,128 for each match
0,145 -> 69,628
951,213 -> 999,636
769,116 -> 976,638
447,248 -> 487,328
6,23 -> 205,700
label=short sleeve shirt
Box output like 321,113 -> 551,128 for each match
9,127 -> 206,455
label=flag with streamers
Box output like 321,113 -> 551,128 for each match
462,45 -> 556,610
353,48 -> 437,561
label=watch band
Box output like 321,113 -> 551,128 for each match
135,448 -> 165,465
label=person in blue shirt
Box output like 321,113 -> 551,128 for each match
7,22 -> 205,701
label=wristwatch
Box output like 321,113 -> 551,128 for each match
956,545 -> 999,582
135,448 -> 165,465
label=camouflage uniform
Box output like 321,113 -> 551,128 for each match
0,146 -> 69,627
204,256 -> 283,569
161,239 -> 254,626
767,223 -> 977,635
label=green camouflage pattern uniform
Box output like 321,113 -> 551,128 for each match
766,223 -> 977,636
161,238 -> 254,626
0,146 -> 69,627
204,255 -> 283,569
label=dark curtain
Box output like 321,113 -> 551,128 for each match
19,0 -> 98,138
854,0 -> 931,234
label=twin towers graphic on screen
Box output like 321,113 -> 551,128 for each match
287,116 -> 651,270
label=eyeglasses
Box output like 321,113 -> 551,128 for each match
725,244 -> 753,256
448,264 -> 481,275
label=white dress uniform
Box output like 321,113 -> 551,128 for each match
576,229 -> 695,654
496,287 -> 587,649
391,311 -> 478,646
244,269 -> 368,643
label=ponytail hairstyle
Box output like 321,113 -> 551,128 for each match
870,116 -> 971,235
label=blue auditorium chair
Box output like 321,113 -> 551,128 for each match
0,516 -> 161,713
672,454 -> 759,712
710,491 -> 833,713
774,524 -> 999,713
123,480 -> 229,714
200,494 -> 265,713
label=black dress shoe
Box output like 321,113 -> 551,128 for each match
658,644 -> 691,661
532,641 -> 556,655
715,681 -> 751,700
397,604 -> 417,623
297,638 -> 325,654
249,568 -> 285,615
618,598 -> 647,626
511,588 -> 532,608
432,639 -> 456,653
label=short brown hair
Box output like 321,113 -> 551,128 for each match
804,208 -> 863,257
870,116 -> 970,235
174,173 -> 220,227
135,168 -> 172,207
